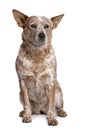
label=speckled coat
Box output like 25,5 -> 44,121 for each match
13,9 -> 67,126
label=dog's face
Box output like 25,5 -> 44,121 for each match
22,16 -> 52,47
13,10 -> 64,48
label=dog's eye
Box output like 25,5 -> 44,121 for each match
30,23 -> 37,28
44,24 -> 49,29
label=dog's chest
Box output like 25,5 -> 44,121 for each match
17,47 -> 56,78
16,47 -> 56,102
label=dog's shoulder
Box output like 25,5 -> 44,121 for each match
18,45 -> 25,58
16,44 -> 31,66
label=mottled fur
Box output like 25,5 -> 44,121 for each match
12,9 -> 67,126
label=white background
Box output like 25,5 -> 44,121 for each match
0,0 -> 86,129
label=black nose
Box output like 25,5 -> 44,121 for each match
38,32 -> 45,41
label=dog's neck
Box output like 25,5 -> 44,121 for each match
21,42 -> 52,61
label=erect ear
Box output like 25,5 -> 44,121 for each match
51,14 -> 64,29
12,9 -> 28,28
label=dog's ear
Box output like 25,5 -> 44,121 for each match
51,14 -> 64,29
12,9 -> 28,28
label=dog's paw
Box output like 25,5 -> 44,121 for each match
58,109 -> 67,117
19,110 -> 24,117
22,116 -> 32,123
48,118 -> 58,126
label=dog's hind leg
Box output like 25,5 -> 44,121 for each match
55,81 -> 67,117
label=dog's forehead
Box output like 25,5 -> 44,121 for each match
29,16 -> 51,24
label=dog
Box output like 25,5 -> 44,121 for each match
12,9 -> 67,126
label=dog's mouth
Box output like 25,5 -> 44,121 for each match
28,39 -> 45,47
30,40 -> 45,47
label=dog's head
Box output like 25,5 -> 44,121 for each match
12,9 -> 64,48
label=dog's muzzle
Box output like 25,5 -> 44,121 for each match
38,32 -> 45,42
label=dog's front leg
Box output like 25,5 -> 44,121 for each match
47,84 -> 58,126
20,80 -> 32,123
